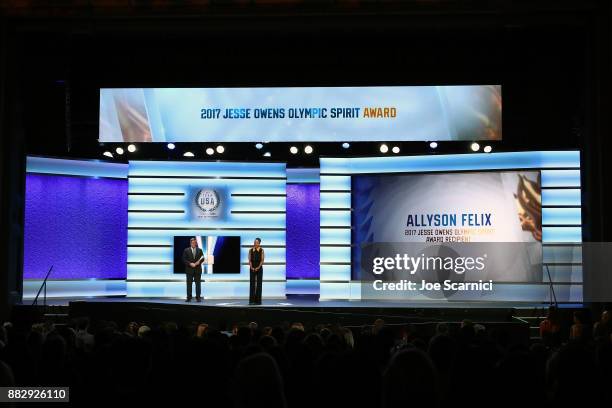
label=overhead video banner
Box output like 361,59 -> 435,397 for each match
99,85 -> 501,142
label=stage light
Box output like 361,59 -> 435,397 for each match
216,145 -> 225,154
342,142 -> 350,149
263,152 -> 271,157
429,141 -> 438,149
167,143 -> 176,150
471,142 -> 480,152
183,151 -> 194,157
127,144 -> 136,153
206,147 -> 214,156
379,144 -> 388,153
103,151 -> 113,158
484,145 -> 492,153
290,146 -> 298,154
392,146 -> 400,154
255,143 -> 263,150
115,147 -> 124,155
304,145 -> 313,154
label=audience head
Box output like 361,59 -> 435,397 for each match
196,323 -> 209,337
383,348 -> 439,408
234,352 -> 286,408
125,321 -> 139,336
137,325 -> 151,337
573,310 -> 585,325
342,327 -> 355,348
290,322 -> 304,332
373,318 -> 385,334
435,322 -> 449,336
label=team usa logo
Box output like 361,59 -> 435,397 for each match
195,189 -> 220,217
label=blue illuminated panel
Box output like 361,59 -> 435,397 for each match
542,189 -> 581,206
27,156 -> 128,178
129,160 -> 286,178
542,227 -> 582,243
23,280 -> 127,300
542,208 -> 582,226
320,151 -> 580,174
127,230 -> 286,247
320,192 -> 351,208
541,170 -> 581,187
320,211 -> 351,227
320,176 -> 351,191
127,264 -> 287,281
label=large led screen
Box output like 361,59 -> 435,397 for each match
351,171 -> 544,301
100,86 -> 501,142
173,236 -> 241,274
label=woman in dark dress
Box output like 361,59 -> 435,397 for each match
248,238 -> 265,305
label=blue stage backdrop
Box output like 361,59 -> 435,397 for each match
286,184 -> 320,279
319,151 -> 582,303
285,168 -> 321,295
126,160 -> 287,299
23,157 -> 128,299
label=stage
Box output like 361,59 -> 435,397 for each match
37,295 -> 554,310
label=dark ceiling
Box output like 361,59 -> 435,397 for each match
1,0 -> 605,166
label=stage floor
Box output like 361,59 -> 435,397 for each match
34,295 -> 558,310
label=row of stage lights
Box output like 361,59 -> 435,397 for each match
103,143 -> 226,158
103,144 -> 137,158
103,143 -> 318,158
103,141 -> 493,159
470,142 -> 493,153
376,142 -> 492,153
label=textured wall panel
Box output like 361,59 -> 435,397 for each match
286,184 -> 320,279
24,173 -> 128,280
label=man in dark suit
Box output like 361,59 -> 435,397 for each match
182,237 -> 205,302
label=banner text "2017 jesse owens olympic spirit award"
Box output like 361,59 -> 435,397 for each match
200,107 -> 397,119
